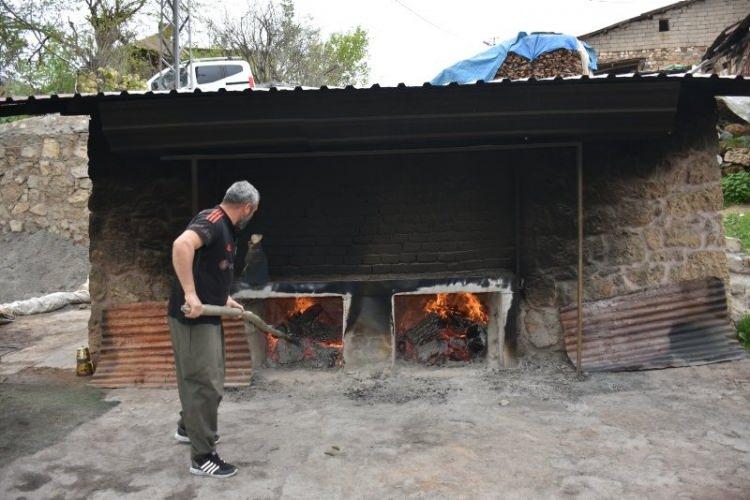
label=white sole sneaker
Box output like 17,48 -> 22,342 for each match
189,466 -> 238,478
174,431 -> 191,443
174,431 -> 221,444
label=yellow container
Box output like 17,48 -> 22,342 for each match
76,346 -> 94,376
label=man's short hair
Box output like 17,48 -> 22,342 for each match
223,181 -> 260,207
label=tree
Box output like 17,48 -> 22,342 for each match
0,0 -> 149,93
208,0 -> 369,87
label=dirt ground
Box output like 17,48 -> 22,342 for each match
1,310 -> 749,499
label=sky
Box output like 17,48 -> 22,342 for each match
280,0 -> 681,86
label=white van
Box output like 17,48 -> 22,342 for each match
147,57 -> 255,92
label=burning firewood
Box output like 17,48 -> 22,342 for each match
398,311 -> 487,366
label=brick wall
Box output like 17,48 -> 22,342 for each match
202,152 -> 517,279
582,0 -> 750,70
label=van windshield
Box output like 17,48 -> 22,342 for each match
151,67 -> 188,90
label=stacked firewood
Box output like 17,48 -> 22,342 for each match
495,49 -> 583,79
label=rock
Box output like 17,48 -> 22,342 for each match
724,123 -> 750,137
725,148 -> 750,167
20,145 -> 37,158
9,220 -> 23,232
41,138 -> 60,158
77,178 -> 92,190
29,203 -> 47,216
71,164 -> 89,178
727,253 -> 750,274
11,202 -> 29,214
26,175 -> 40,189
726,237 -> 743,253
722,163 -> 745,175
524,308 -> 562,348
67,189 -> 89,204
499,399 -> 510,406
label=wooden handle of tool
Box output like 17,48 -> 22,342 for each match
180,304 -> 299,345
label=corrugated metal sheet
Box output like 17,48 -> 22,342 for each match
90,301 -> 251,388
0,74 -> 747,156
560,278 -> 747,372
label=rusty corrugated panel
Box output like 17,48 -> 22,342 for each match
91,301 -> 251,388
560,278 -> 747,372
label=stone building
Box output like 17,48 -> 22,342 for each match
581,0 -> 750,73
1,74 -> 747,384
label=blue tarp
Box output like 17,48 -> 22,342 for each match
431,32 -> 598,86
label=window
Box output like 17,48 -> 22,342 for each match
152,67 -> 188,90
195,65 -> 224,84
659,19 -> 669,32
222,65 -> 243,79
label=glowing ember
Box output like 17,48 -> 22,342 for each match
264,296 -> 343,368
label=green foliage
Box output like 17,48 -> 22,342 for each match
210,0 -> 369,87
722,172 -> 750,206
0,0 -> 148,94
724,213 -> 750,250
736,315 -> 750,349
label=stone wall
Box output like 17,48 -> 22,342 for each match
581,0 -> 750,71
517,114 -> 727,351
0,115 -> 91,243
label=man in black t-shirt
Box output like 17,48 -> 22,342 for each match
167,180 -> 259,478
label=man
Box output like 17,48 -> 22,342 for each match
167,180 -> 260,478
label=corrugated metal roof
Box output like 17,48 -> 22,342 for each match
560,278 -> 747,372
91,301 -> 251,388
1,73 -> 747,156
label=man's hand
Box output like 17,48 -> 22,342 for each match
184,292 -> 203,319
226,296 -> 244,312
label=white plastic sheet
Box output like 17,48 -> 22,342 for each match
0,280 -> 90,319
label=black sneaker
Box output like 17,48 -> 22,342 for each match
190,452 -> 238,478
175,426 -> 220,444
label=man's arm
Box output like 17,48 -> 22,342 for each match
172,230 -> 204,318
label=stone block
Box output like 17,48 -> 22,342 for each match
68,189 -> 90,204
724,123 -> 750,137
725,148 -> 750,167
11,202 -> 29,214
29,203 -> 47,216
41,138 -> 60,158
725,236 -> 742,253
664,220 -> 702,248
71,164 -> 89,178
9,220 -> 23,232
523,307 -> 562,349
20,145 -> 37,158
608,230 -> 646,265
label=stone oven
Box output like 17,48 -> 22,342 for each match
3,74 -> 747,381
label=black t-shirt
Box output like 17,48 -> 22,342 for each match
167,206 -> 237,324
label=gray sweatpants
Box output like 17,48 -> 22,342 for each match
168,317 -> 226,461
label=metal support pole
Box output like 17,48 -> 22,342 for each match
191,159 -> 198,213
172,0 -> 180,90
576,143 -> 584,376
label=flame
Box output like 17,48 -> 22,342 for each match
424,293 -> 488,324
291,297 -> 315,315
